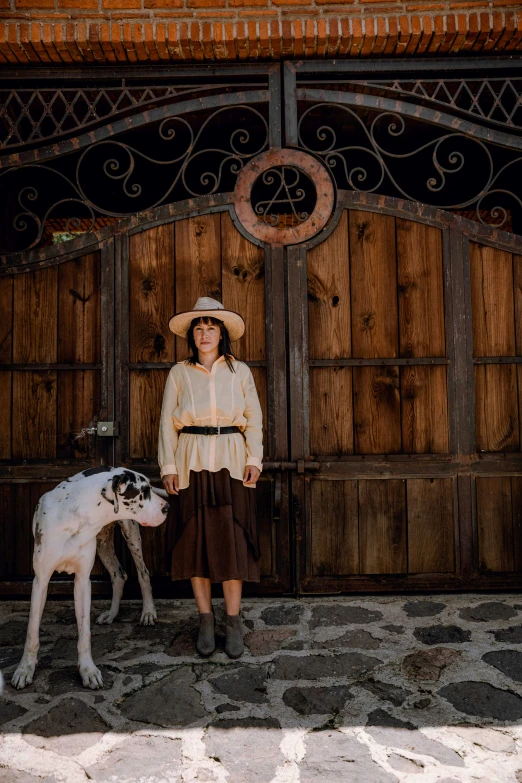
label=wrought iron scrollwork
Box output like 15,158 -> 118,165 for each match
0,105 -> 269,253
250,165 -> 316,227
297,102 -> 522,233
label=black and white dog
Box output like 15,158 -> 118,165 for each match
12,466 -> 169,690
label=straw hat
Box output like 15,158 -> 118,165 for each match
168,297 -> 245,342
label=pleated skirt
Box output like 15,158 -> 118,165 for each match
169,468 -> 260,584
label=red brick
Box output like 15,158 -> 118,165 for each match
373,15 -> 388,53
110,22 -> 129,59
102,0 -> 142,8
247,20 -> 258,57
230,0 -> 268,6
58,0 -> 98,8
383,15 -> 398,53
259,19 -> 269,57
293,18 -> 304,55
223,20 -> 234,58
338,16 -> 351,54
213,20 -> 226,58
350,16 -> 363,54
144,0 -> 182,5
304,17 -> 314,55
326,17 -> 339,56
167,20 -> 182,58
15,0 -> 54,8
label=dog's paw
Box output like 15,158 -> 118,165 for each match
140,606 -> 157,626
11,661 -> 35,689
96,610 -> 117,625
79,663 -> 104,689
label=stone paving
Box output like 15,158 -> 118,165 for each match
1,594 -> 522,782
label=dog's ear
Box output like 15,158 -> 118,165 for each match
101,472 -> 130,514
151,486 -> 168,499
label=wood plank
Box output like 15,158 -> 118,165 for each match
310,367 -> 353,456
12,371 -> 57,459
359,479 -> 407,574
13,267 -> 57,363
349,210 -> 398,358
511,476 -> 522,572
470,243 -> 515,357
221,212 -> 265,362
57,370 -> 100,459
397,219 -> 445,358
58,252 -> 101,363
0,275 -> 13,363
353,366 -> 401,454
129,225 -> 175,364
476,477 -> 514,572
407,478 -> 455,573
0,372 -> 11,459
140,524 -> 169,579
513,254 -> 522,355
307,210 -> 351,360
0,484 -> 16,577
474,364 -> 519,452
250,366 -> 268,454
15,483 -> 33,577
401,366 -> 449,453
129,369 -> 169,459
257,477 -> 273,577
174,214 -> 221,360
311,479 -> 359,575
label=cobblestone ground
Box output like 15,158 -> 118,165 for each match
1,594 -> 522,782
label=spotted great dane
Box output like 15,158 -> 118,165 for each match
12,466 -> 169,690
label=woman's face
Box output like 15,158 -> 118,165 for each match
192,319 -> 221,356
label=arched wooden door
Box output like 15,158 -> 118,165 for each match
114,210 -> 290,594
286,192 -> 522,593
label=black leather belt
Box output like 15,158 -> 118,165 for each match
180,426 -> 241,435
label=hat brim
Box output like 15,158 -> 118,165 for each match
168,308 -> 245,342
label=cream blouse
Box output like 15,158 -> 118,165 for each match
158,356 -> 263,490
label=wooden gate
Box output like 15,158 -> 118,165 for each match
287,193 -> 522,593
2,61 -> 522,595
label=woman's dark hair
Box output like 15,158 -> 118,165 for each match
186,316 -> 235,372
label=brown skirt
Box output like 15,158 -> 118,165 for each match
169,469 -> 260,583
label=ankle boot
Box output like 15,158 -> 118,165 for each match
196,612 -> 215,657
225,614 -> 244,659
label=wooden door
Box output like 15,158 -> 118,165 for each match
117,210 -> 290,593
470,242 -> 522,577
288,202 -> 522,593
0,245 -> 113,591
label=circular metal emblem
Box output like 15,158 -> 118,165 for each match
233,148 -> 335,245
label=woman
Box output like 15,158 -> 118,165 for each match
158,296 -> 263,659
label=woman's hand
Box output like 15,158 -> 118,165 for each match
243,465 -> 261,485
162,473 -> 179,495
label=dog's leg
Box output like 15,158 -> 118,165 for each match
120,519 -> 157,626
12,566 -> 52,689
74,553 -> 103,689
95,522 -> 127,625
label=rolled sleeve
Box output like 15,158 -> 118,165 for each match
158,370 -> 179,477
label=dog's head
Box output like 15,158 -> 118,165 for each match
101,470 -> 169,526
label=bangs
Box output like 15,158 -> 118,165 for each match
191,316 -> 224,327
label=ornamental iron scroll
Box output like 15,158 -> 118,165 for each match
233,149 -> 335,245
0,104 -> 269,253
250,165 -> 317,228
296,101 -> 522,235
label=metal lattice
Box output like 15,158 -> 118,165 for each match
0,82 -> 261,150
302,78 -> 522,132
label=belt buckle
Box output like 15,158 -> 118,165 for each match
217,425 -> 221,436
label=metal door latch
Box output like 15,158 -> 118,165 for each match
97,421 -> 118,437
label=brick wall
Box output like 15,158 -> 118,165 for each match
1,0 -> 521,62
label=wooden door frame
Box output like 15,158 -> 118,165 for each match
286,190 -> 522,594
